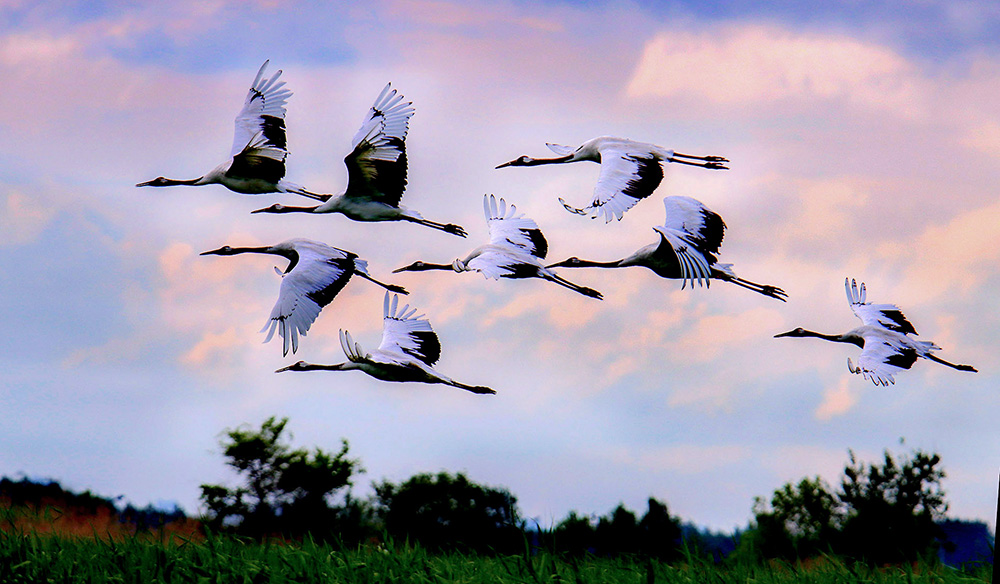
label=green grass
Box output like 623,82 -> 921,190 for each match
0,529 -> 991,584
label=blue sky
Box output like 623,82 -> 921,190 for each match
2,0 -> 999,532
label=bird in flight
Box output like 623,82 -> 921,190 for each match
774,278 -> 977,385
137,60 -> 322,199
200,238 -> 406,356
250,83 -> 466,237
496,136 -> 728,222
393,194 -> 603,299
276,292 -> 495,395
546,196 -> 786,301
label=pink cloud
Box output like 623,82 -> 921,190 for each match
627,24 -> 927,117
814,376 -> 859,420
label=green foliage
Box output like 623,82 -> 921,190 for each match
373,471 -> 522,554
838,448 -> 947,564
544,498 -> 684,560
0,528 -> 989,584
199,416 -> 363,540
746,446 -> 949,564
751,476 -> 841,559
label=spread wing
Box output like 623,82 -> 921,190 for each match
377,293 -> 441,366
344,83 -> 414,207
652,197 -> 725,289
229,61 -> 292,180
849,339 -> 919,386
575,151 -> 663,223
484,194 -> 548,259
845,278 -> 918,334
261,246 -> 356,356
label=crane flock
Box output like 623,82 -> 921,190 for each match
141,61 -> 977,393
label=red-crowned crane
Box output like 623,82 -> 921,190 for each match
200,238 -> 406,356
774,278 -> 977,386
546,196 -> 786,301
495,136 -> 728,222
137,61 -> 322,199
393,194 -> 602,299
250,84 -> 466,237
276,292 -> 495,395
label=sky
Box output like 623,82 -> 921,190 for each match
2,0 -> 999,533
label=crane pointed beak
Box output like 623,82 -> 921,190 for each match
495,160 -> 514,169
773,330 -> 795,338
199,247 -> 224,256
275,364 -> 294,373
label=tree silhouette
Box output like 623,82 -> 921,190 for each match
199,417 -> 361,540
750,476 -> 841,559
373,471 -> 521,553
746,445 -> 948,564
838,447 -> 946,563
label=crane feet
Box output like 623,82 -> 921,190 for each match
763,285 -> 789,301
444,224 -> 468,237
558,197 -> 590,216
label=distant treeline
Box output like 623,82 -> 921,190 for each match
0,477 -> 199,539
1,417 -> 993,568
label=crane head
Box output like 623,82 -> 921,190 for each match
393,260 -> 432,273
545,257 -> 583,269
275,361 -> 309,372
200,245 -> 235,256
773,327 -> 808,338
251,203 -> 286,214
495,155 -> 532,169
136,177 -> 170,187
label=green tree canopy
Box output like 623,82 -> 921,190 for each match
838,448 -> 946,563
746,445 -> 948,564
373,471 -> 521,553
199,417 -> 361,540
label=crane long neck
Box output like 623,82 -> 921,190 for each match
294,362 -> 351,371
804,330 -> 865,348
227,246 -> 278,255
271,204 -> 321,214
571,258 -> 626,268
525,154 -> 575,166
421,262 -> 458,271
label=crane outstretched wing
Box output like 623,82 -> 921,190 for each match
848,339 -> 919,386
484,194 -> 548,259
261,246 -> 356,356
230,61 -> 292,166
845,278 -> 918,334
377,293 -> 441,366
651,197 -> 725,289
563,150 -> 664,223
344,83 -> 414,207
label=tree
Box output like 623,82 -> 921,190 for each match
595,504 -> 640,556
199,417 -> 362,540
838,447 -> 947,563
745,445 -> 949,564
552,511 -> 597,555
750,476 -> 842,560
373,471 -> 521,553
639,497 -> 683,560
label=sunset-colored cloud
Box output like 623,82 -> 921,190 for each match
627,24 -> 926,117
814,376 -> 859,420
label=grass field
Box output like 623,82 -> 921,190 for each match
0,528 -> 991,584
